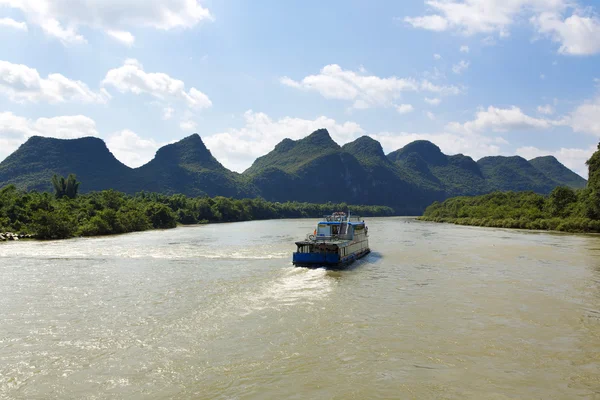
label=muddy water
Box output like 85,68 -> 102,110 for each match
1,218 -> 599,399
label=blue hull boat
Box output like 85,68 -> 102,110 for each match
292,212 -> 370,268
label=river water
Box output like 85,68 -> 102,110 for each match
0,218 -> 599,399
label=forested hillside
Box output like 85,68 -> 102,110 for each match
0,130 -> 587,214
420,143 -> 600,233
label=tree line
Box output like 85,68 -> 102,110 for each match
419,143 -> 600,233
0,175 -> 394,240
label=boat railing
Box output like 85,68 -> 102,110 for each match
322,215 -> 363,222
306,233 -> 353,242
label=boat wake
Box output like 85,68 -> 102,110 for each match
238,267 -> 335,315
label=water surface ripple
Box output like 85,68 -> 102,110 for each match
1,218 -> 599,399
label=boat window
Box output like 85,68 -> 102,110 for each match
331,225 -> 339,235
317,224 -> 330,236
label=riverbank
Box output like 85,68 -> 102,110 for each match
418,215 -> 600,233
0,185 -> 394,241
419,189 -> 600,234
420,143 -> 600,234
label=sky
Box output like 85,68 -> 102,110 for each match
0,0 -> 599,177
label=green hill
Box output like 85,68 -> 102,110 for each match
420,143 -> 600,233
0,136 -> 133,193
244,129 -> 340,175
133,134 -> 257,197
387,140 -> 487,196
529,156 -> 587,189
477,156 -> 559,193
0,130 -> 588,214
245,131 -> 372,205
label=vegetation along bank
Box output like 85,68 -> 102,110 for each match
419,143 -> 600,233
0,174 -> 393,240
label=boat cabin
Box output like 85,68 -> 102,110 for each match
292,211 -> 370,268
313,212 -> 365,240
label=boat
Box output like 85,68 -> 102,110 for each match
292,212 -> 370,268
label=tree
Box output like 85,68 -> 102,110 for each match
51,174 -> 80,199
585,143 -> 600,219
32,203 -> 77,239
547,186 -> 577,217
145,203 -> 177,229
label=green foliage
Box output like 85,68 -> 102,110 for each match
420,145 -> 600,234
0,186 -> 394,240
51,174 -> 80,199
586,142 -> 600,219
529,156 -> 587,189
145,203 -> 177,229
245,129 -> 340,175
31,200 -> 77,239
0,132 -> 588,216
477,156 -> 559,193
547,186 -> 577,217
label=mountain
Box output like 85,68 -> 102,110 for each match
477,156 -> 560,193
0,130 -> 588,214
244,129 -> 340,175
133,134 -> 257,197
387,140 -> 487,197
245,130 -> 372,205
529,156 -> 587,189
0,136 -> 132,192
0,134 -> 257,198
341,136 -> 444,211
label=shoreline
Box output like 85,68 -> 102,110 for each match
1,215 -> 409,243
417,216 -> 600,235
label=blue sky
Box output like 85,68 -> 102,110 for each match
0,0 -> 599,177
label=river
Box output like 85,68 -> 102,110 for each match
0,217 -> 599,399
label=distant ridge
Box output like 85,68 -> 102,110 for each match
529,156 -> 587,189
0,130 -> 588,214
0,136 -> 131,193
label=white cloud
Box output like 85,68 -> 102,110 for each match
537,104 -> 554,115
570,96 -> 600,136
102,59 -> 212,109
0,59 -> 109,103
425,97 -> 441,106
404,14 -> 449,31
532,11 -> 600,55
0,112 -> 98,160
107,30 -> 135,46
448,106 -> 565,134
180,120 -> 197,131
105,130 -> 162,168
281,64 -> 461,109
460,45 -> 470,53
404,0 -> 567,36
0,17 -> 27,31
405,0 -> 600,55
39,18 -> 86,44
452,60 -> 470,74
203,111 -> 365,172
396,104 -> 415,114
424,67 -> 446,81
162,107 -> 175,120
420,79 -> 462,95
540,74 -> 546,80
516,145 -> 595,177
0,0 -> 212,45
433,53 -> 442,60
426,111 -> 436,120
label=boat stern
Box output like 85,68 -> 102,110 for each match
292,251 -> 340,267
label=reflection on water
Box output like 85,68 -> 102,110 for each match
0,218 -> 599,399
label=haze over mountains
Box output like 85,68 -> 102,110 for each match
0,129 -> 587,214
